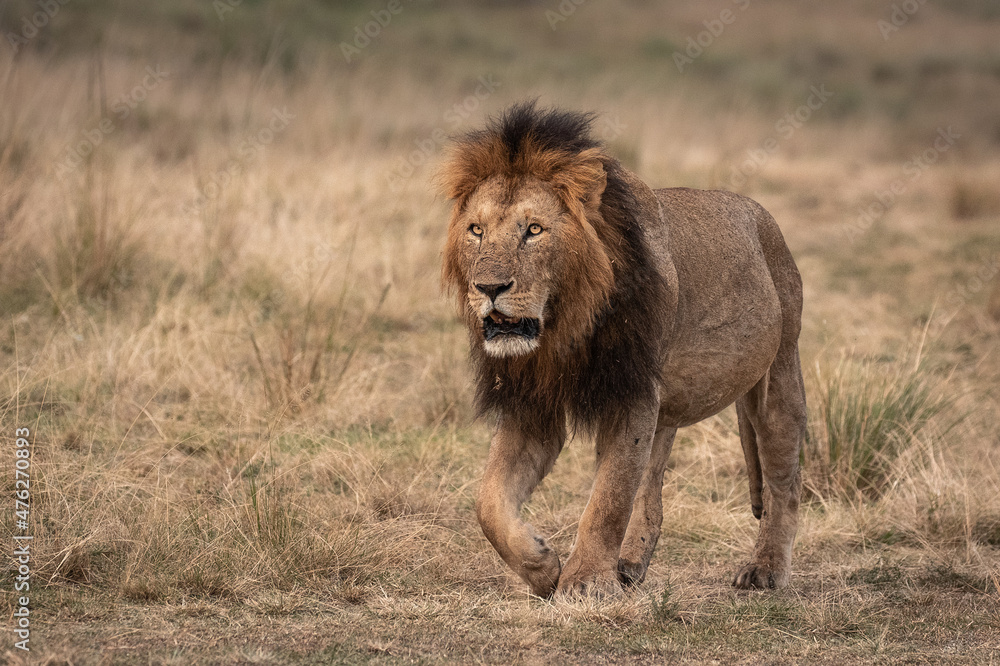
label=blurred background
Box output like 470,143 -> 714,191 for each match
1,0 -> 999,661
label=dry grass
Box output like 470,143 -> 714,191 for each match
2,0 -> 1000,663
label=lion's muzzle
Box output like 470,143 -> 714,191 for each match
482,310 -> 540,341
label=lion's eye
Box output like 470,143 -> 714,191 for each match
470,224 -> 483,237
527,223 -> 543,236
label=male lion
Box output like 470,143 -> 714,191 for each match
439,102 -> 806,597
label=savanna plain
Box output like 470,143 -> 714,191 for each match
2,0 -> 1000,663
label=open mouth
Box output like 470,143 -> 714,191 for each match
482,311 -> 540,341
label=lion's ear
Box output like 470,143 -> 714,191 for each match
437,150 -> 480,201
583,160 -> 607,211
550,148 -> 607,211
437,137 -> 504,201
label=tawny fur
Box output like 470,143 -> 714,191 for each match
440,102 -> 807,597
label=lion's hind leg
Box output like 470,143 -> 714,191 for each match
732,343 -> 807,590
617,426 -> 677,586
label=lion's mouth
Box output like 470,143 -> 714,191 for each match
482,311 -> 540,341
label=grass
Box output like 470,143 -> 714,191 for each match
806,350 -> 958,501
1,0 -> 1000,663
51,162 -> 147,303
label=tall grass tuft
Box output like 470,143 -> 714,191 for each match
53,163 -> 145,302
241,458 -> 300,554
246,237 -> 391,413
805,354 -> 957,501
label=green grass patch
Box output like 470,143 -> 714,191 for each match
805,354 -> 958,501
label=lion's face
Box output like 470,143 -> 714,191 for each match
450,176 -> 574,357
441,131 -> 617,360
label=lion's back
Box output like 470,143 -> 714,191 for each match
652,187 -> 781,318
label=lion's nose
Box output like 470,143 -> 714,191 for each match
475,281 -> 514,302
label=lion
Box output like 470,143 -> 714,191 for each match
439,102 -> 807,597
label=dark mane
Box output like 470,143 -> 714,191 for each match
570,157 -> 668,433
491,101 -> 599,162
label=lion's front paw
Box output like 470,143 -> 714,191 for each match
555,569 -> 622,599
732,562 -> 788,590
520,541 -> 562,598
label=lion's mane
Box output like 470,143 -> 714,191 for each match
440,102 -> 670,438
